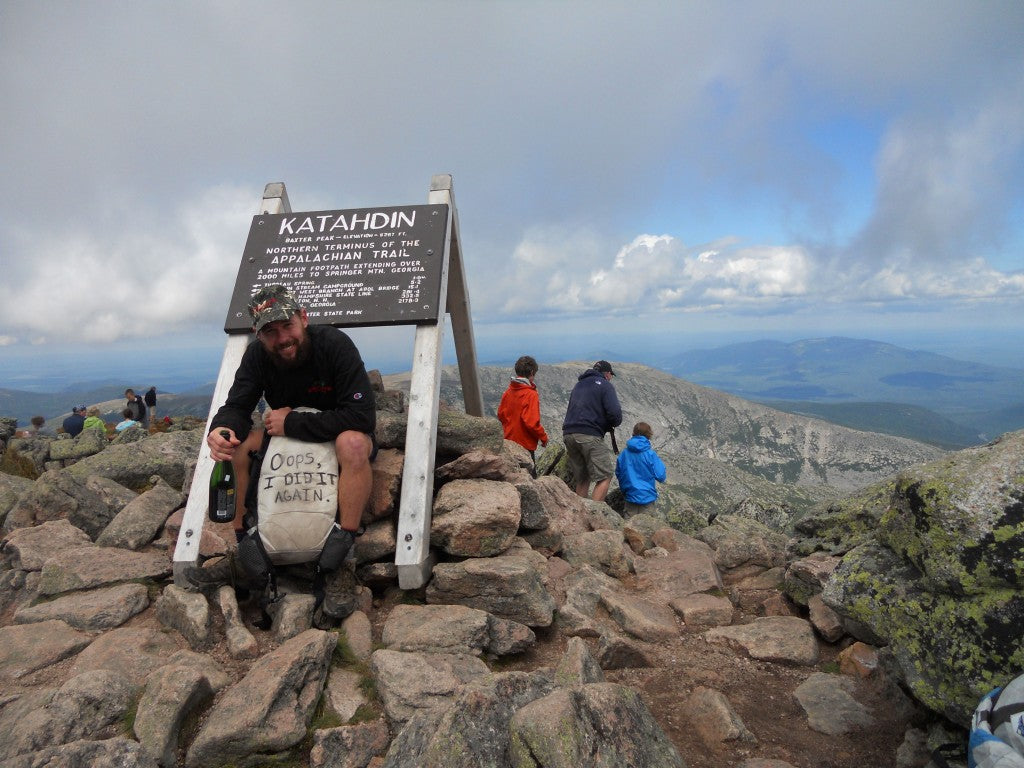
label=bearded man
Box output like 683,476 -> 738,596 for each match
206,284 -> 376,552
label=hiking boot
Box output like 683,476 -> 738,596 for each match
181,555 -> 241,594
320,563 -> 359,621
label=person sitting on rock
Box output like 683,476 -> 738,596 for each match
82,407 -> 106,434
62,405 -> 86,437
115,408 -> 141,432
615,421 -> 667,518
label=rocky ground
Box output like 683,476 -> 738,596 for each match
0,417 -> 975,767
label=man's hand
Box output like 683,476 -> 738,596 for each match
207,429 -> 237,462
263,406 -> 292,437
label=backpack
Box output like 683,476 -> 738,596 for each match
235,408 -> 355,628
964,674 -> 1024,768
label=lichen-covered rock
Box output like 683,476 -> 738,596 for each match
814,431 -> 1024,725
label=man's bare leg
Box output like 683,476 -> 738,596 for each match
575,481 -> 590,498
592,477 -> 611,502
335,431 -> 373,531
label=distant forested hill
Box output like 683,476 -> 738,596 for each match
655,337 -> 1024,439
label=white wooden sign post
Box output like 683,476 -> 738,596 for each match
172,183 -> 292,584
173,175 -> 481,592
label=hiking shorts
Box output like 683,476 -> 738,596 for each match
564,433 -> 614,484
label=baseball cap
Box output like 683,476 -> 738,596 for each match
248,285 -> 301,333
73,404 -> 86,413
594,360 -> 615,376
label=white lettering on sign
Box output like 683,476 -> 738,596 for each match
278,210 -> 416,236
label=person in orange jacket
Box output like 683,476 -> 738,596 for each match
497,355 -> 549,466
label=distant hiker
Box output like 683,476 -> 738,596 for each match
82,407 -> 106,433
497,355 -> 549,467
144,386 -> 157,423
62,405 -> 86,437
115,408 -> 140,432
562,360 -> 622,502
125,388 -> 148,430
615,421 -> 667,517
29,415 -> 51,436
205,284 -> 376,560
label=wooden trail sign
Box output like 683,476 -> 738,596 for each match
172,176 -> 482,591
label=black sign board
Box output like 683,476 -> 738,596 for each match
224,204 -> 449,333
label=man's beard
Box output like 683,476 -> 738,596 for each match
266,332 -> 312,369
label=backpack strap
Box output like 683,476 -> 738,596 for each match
237,430 -> 279,630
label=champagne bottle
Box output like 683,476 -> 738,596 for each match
208,430 -> 236,524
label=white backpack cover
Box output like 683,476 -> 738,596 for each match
969,674 -> 1024,768
256,408 -> 340,565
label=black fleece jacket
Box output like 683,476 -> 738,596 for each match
210,324 -> 376,443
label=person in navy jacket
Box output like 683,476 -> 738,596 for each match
561,360 -> 622,501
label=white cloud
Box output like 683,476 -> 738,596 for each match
0,186 -> 255,344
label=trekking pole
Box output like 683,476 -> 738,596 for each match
609,429 -> 619,454
541,445 -> 565,476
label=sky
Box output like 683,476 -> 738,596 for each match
2,1 -> 1023,388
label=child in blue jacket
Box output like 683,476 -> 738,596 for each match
615,422 -> 667,517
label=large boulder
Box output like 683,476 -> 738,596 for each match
813,430 -> 1024,724
64,429 -> 202,492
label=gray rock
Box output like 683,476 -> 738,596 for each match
382,670 -> 554,768
435,409 -> 504,460
704,616 -> 820,666
323,666 -> 367,722
685,686 -> 756,745
382,603 -> 534,657
512,476 -> 553,531
623,512 -> 670,553
270,592 -> 316,641
155,584 -> 212,650
38,545 -> 171,595
0,472 -> 33,525
0,620 -> 92,680
794,672 -> 875,735
426,542 -> 555,627
311,720 -> 391,768
1,519 -> 93,571
185,629 -> 336,768
783,552 -> 842,606
216,585 -> 259,659
0,737 -> 159,768
697,514 -> 789,570
134,664 -> 214,767
597,633 -> 656,669
435,449 -> 522,483
0,669 -> 134,759
562,528 -> 632,579
557,565 -> 621,638
508,683 -> 685,768
599,589 -> 679,642
340,610 -> 374,661
355,517 -> 398,564
669,593 -> 735,627
554,636 -> 605,687
808,593 -> 845,642
370,649 -> 490,724
15,582 -> 149,631
430,478 -> 521,557
96,476 -> 183,550
49,426 -> 107,462
64,429 -> 202,492
5,469 -> 121,539
70,627 -> 181,688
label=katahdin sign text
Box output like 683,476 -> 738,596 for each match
224,204 -> 449,332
